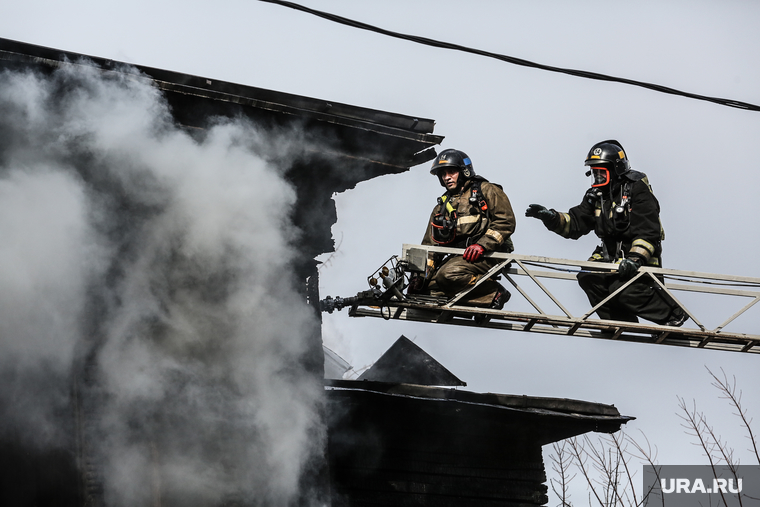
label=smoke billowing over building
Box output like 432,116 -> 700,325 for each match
0,38 -> 630,507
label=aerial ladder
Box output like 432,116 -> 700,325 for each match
320,244 -> 760,354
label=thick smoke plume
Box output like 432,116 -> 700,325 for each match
0,63 -> 325,506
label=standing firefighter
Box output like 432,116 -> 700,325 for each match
525,140 -> 687,326
412,149 -> 516,310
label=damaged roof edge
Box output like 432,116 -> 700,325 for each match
0,37 -> 441,138
325,379 -> 634,422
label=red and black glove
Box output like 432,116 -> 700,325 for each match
463,244 -> 485,263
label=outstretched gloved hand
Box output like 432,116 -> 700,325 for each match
525,204 -> 557,223
463,244 -> 485,263
618,257 -> 642,279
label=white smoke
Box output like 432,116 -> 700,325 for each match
0,63 -> 325,506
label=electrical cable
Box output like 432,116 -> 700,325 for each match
661,276 -> 760,289
259,0 -> 760,113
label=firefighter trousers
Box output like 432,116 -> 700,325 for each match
576,270 -> 679,325
427,256 -> 502,306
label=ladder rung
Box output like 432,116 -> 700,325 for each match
654,331 -> 671,344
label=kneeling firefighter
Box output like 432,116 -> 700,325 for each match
411,148 -> 516,309
525,140 -> 686,326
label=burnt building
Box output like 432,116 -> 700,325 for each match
0,37 -> 631,507
326,337 -> 632,507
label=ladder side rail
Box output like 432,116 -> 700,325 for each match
579,271 -> 646,320
505,266 -> 579,281
403,244 -> 582,318
404,244 -> 760,321
404,244 -> 608,320
714,296 -> 760,333
501,272 -> 562,329
444,258 -> 513,307
507,265 -> 760,335
645,272 -> 705,331
402,244 -> 760,286
399,244 -> 760,348
503,273 -> 550,317
438,301 -> 760,348
404,244 -> 624,272
504,267 -> 760,297
512,259 -> 575,319
350,304 -> 760,353
664,282 -> 760,298
421,254 -> 564,326
653,266 -> 760,285
485,252 -> 651,327
502,267 -> 760,300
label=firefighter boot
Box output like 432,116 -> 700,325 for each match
665,307 -> 688,327
474,284 -> 510,325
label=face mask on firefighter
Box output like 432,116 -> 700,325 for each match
590,166 -> 611,187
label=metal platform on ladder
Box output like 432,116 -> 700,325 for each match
320,244 -> 760,354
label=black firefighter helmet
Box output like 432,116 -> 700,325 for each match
430,149 -> 475,186
584,140 -> 630,187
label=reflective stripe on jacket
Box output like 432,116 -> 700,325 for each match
545,176 -> 664,265
422,179 -> 516,253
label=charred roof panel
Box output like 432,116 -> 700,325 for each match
0,37 -> 444,266
0,37 -> 442,181
326,379 -> 633,506
357,335 -> 466,387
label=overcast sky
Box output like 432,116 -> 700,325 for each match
4,0 -> 760,503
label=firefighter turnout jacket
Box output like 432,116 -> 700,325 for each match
422,178 -> 516,254
542,171 -> 664,266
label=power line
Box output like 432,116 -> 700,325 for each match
259,0 -> 760,113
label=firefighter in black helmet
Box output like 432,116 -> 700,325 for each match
411,149 -> 516,311
525,140 -> 687,326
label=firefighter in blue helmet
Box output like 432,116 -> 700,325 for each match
411,149 -> 516,310
525,140 -> 687,326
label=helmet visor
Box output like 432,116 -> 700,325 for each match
590,166 -> 610,187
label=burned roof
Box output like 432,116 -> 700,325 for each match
0,36 -> 442,186
0,38 -> 444,264
0,36 -> 447,269
357,335 -> 466,387
326,379 -> 633,505
326,378 -> 633,444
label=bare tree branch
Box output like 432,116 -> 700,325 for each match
628,431 -> 664,507
547,369 -> 756,507
707,366 -> 760,465
677,396 -> 729,507
567,436 -> 606,507
702,420 -> 743,507
550,440 -> 576,507
611,433 -> 639,507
